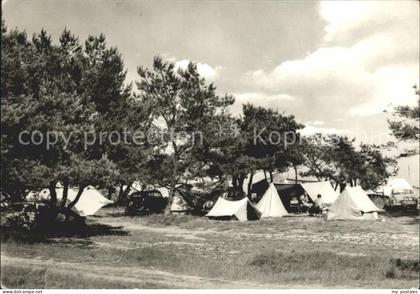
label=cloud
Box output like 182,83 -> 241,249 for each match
241,0 -> 419,122
319,1 -> 416,43
230,92 -> 298,115
299,125 -> 348,136
306,120 -> 325,126
161,55 -> 222,80
235,92 -> 296,103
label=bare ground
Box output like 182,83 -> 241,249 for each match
1,208 -> 419,288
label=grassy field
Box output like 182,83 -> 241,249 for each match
1,207 -> 419,288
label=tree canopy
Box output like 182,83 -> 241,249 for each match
388,85 -> 420,142
300,134 -> 396,191
1,21 -> 152,217
1,20 -> 399,218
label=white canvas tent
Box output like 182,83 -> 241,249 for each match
206,197 -> 261,221
170,194 -> 189,212
327,186 -> 380,221
396,155 -> 419,188
300,181 -> 338,205
155,187 -> 189,212
255,183 -> 288,218
381,178 -> 413,196
28,186 -> 113,216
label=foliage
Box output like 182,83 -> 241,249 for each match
136,56 -> 234,213
388,85 -> 420,141
300,135 -> 396,190
1,18 -> 398,218
202,104 -> 304,197
0,21 -> 151,215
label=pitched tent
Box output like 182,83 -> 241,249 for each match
206,197 -> 261,221
72,187 -> 113,216
28,186 -> 113,216
300,181 -> 338,205
382,178 -> 413,195
155,187 -> 189,213
255,183 -> 288,218
170,194 -> 189,213
327,186 -> 380,221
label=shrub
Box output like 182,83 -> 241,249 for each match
4,203 -> 38,231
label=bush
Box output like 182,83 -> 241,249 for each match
385,258 -> 420,280
4,203 -> 38,231
2,201 -> 85,233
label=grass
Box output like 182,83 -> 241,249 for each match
143,213 -> 198,227
1,208 -> 419,288
1,265 -> 166,289
248,250 -> 419,285
2,244 -> 417,288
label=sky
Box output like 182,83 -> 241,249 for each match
2,0 -> 419,145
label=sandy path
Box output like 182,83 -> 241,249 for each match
98,218 -> 213,240
1,255 -> 318,289
98,217 -> 419,251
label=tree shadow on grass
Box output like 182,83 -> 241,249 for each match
1,219 -> 129,246
381,208 -> 419,225
92,212 -> 127,218
383,206 -> 419,217
402,217 -> 420,225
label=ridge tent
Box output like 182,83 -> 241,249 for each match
300,181 -> 338,205
170,194 -> 189,213
376,178 -> 418,205
252,180 -> 338,211
381,178 -> 413,196
255,183 -> 288,218
327,186 -> 380,221
73,187 -> 113,216
206,197 -> 261,221
155,187 -> 189,213
27,186 -> 113,216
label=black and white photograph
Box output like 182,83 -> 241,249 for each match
1,0 -> 419,291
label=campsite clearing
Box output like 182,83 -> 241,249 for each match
1,207 -> 419,288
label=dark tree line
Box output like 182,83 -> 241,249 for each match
1,21 -> 398,217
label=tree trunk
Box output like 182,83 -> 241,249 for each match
164,153 -> 179,215
164,185 -> 175,215
60,179 -> 69,208
67,186 -> 85,209
247,171 -> 254,198
49,181 -> 58,208
232,175 -> 238,191
264,170 -> 268,181
269,171 -> 273,183
107,187 -> 114,200
119,183 -> 132,204
117,184 -> 124,205
293,165 -> 298,183
238,175 -> 245,198
340,182 -> 346,192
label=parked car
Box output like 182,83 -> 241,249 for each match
125,190 -> 167,215
390,190 -> 418,207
